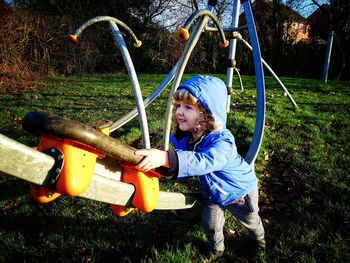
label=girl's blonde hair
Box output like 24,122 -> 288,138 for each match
172,88 -> 220,133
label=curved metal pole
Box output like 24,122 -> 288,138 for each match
239,37 -> 298,108
112,8 -> 228,134
207,19 -> 297,108
182,9 -> 227,44
110,64 -> 178,132
109,21 -> 150,149
234,67 -> 244,92
69,16 -> 149,148
163,16 -> 211,150
242,0 -> 265,166
70,16 -> 141,46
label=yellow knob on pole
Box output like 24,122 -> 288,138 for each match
175,28 -> 190,41
67,34 -> 78,45
220,39 -> 229,49
134,40 -> 142,48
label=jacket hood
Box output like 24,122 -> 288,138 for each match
178,75 -> 227,127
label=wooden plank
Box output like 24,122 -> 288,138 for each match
0,133 -> 201,209
0,134 -> 54,185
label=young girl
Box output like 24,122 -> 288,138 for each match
135,75 -> 265,262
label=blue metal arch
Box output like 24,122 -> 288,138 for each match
241,0 -> 266,166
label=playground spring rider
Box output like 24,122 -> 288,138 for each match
0,0 -> 298,218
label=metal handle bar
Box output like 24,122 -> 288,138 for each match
164,8 -> 220,150
110,64 -> 178,132
228,32 -> 298,108
205,24 -> 248,32
69,16 -> 150,148
176,9 -> 229,48
68,16 -> 142,47
241,0 -> 265,166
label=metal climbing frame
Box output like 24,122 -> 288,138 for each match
240,0 -> 265,165
69,0 -> 298,166
162,0 -> 265,166
69,16 -> 151,149
0,0 -> 301,212
163,0 -> 298,165
162,1 -> 228,151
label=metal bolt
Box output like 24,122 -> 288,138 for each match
50,148 -> 56,153
58,154 -> 63,160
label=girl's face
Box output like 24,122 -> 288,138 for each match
175,101 -> 200,133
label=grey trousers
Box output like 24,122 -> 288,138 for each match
201,187 -> 265,251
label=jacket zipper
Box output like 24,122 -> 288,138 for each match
212,182 -> 229,195
193,135 -> 205,151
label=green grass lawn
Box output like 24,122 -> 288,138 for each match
0,74 -> 349,262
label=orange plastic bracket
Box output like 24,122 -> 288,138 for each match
30,184 -> 62,203
110,205 -> 135,217
34,134 -> 105,198
111,164 -> 160,217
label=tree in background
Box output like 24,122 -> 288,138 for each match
329,0 -> 350,79
0,0 -> 185,77
287,0 -> 349,79
0,0 -> 349,83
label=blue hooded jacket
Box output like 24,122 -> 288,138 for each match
170,76 -> 257,205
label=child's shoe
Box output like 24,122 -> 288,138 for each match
250,238 -> 266,257
199,247 -> 224,263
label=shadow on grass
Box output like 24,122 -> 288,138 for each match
0,177 -> 265,262
0,178 -> 205,262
